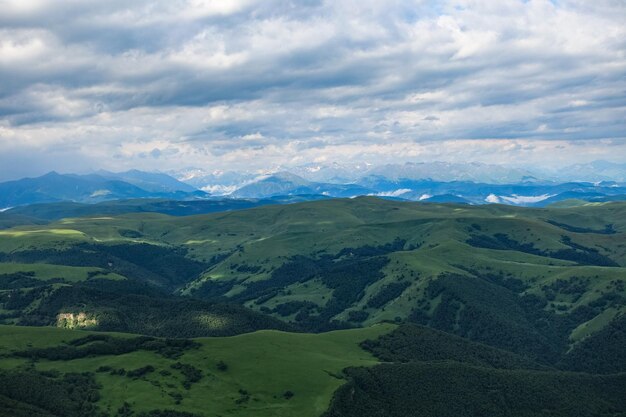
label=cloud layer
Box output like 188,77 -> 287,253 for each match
0,0 -> 625,179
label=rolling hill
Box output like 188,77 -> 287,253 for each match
0,197 -> 624,416
1,198 -> 624,354
0,196 -> 330,225
0,324 -> 394,417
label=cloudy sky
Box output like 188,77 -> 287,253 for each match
0,0 -> 625,180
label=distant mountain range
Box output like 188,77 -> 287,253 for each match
174,161 -> 543,190
230,172 -> 373,199
174,168 -> 258,195
288,161 -> 541,184
223,172 -> 626,207
173,160 -> 626,191
1,160 -> 625,209
0,170 -> 206,208
94,169 -> 199,193
543,160 -> 626,183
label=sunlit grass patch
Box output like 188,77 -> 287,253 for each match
0,228 -> 86,237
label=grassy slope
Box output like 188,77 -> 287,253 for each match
0,198 -> 624,345
0,323 -> 394,417
0,263 -> 124,283
323,362 -> 626,417
0,199 -> 624,415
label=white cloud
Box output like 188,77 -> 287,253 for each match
181,0 -> 254,18
485,194 -> 500,203
499,194 -> 553,204
0,0 -> 624,179
376,189 -> 412,197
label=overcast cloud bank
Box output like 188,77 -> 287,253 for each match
1,0 -> 625,180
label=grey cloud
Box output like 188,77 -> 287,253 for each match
0,0 -> 625,178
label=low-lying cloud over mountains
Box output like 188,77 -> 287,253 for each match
2,161 -> 625,209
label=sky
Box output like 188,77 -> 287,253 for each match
0,0 -> 625,180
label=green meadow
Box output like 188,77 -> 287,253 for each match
0,324 -> 394,417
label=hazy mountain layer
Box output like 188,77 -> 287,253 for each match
0,171 -> 206,208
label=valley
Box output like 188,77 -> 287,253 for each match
0,197 -> 624,416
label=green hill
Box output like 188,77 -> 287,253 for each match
323,362 -> 626,417
0,197 -> 625,415
0,324 -> 393,417
1,322 -> 624,417
1,198 -> 624,357
360,324 -> 546,370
